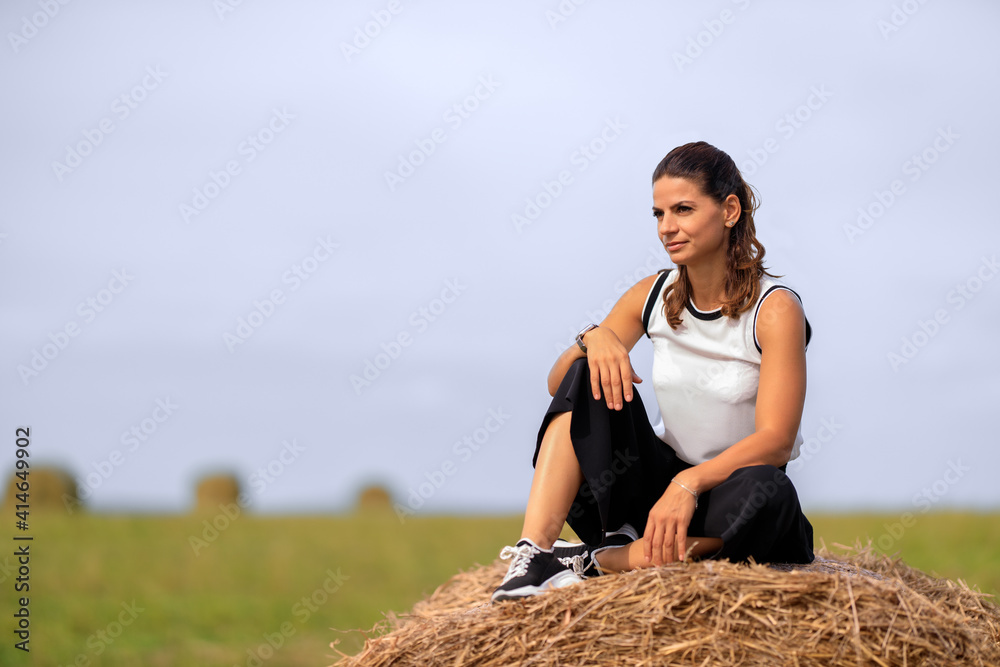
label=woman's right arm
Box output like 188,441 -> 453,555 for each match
547,274 -> 659,410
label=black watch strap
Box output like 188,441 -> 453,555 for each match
575,324 -> 598,353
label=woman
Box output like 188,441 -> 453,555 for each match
493,141 -> 815,603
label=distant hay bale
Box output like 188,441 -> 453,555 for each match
356,485 -> 393,512
332,544 -> 1000,667
4,466 -> 78,512
194,473 -> 241,512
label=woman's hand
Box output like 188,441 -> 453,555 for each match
582,326 -> 643,411
643,478 -> 697,565
546,275 -> 657,398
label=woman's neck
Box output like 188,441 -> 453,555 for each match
685,258 -> 728,311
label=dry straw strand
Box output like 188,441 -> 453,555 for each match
333,543 -> 999,667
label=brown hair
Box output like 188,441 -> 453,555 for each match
652,141 -> 775,329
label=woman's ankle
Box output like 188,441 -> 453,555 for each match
594,544 -> 631,573
517,533 -> 557,551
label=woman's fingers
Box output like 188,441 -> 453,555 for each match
589,359 -> 603,401
589,357 -> 634,410
661,527 -> 676,564
644,521 -> 662,565
644,517 -> 677,566
602,363 -> 623,409
643,486 -> 698,565
630,354 -> 642,385
604,356 -> 639,410
581,328 -> 639,410
590,359 -> 621,408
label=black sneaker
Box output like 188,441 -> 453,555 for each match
552,523 -> 639,576
491,538 -> 584,603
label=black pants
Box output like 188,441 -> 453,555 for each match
533,358 -> 814,564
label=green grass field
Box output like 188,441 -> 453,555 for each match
3,510 -> 997,666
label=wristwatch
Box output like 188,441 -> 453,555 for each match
575,324 -> 599,353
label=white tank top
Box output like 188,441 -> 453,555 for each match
642,270 -> 811,465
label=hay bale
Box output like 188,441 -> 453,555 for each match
4,466 -> 79,512
356,485 -> 393,512
193,473 -> 241,513
332,544 -> 1000,667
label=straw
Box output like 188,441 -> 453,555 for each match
332,542 -> 999,667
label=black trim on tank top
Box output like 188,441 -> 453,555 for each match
642,269 -> 672,337
753,285 -> 813,353
685,300 -> 723,321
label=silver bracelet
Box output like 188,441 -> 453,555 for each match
671,478 -> 699,508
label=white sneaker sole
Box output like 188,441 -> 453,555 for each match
491,570 -> 584,602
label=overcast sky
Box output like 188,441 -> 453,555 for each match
2,0 -> 998,517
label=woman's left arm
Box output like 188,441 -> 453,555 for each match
678,289 -> 808,492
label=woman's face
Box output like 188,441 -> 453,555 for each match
652,176 -> 738,268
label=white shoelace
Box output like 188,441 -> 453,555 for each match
498,543 -> 539,583
558,554 -> 587,577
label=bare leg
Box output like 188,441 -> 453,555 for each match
519,412 -> 583,549
595,537 -> 724,572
